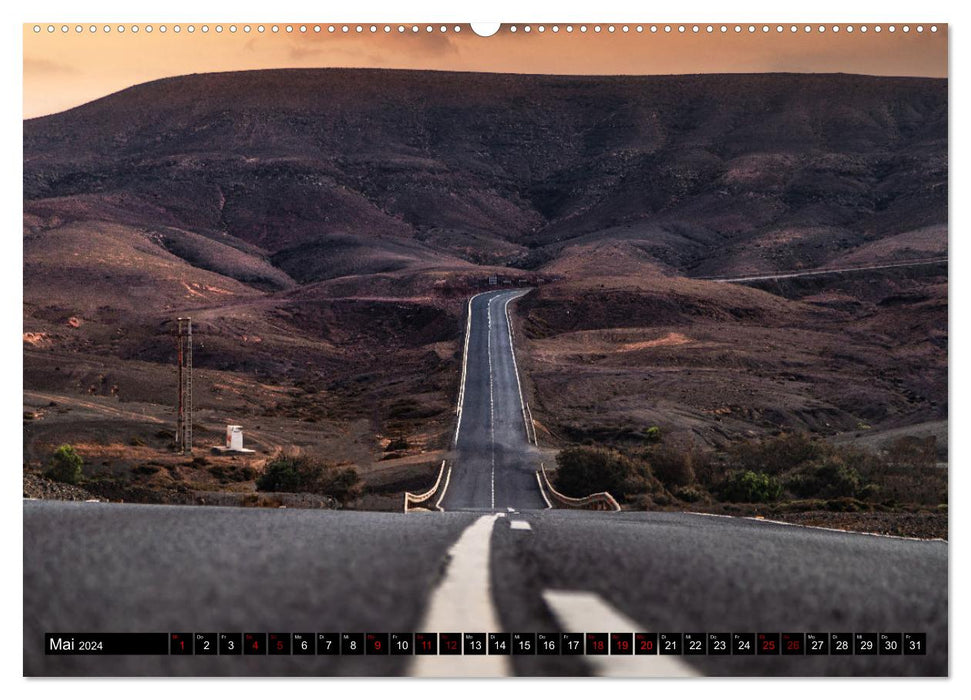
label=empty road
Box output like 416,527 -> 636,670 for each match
22,290 -> 948,677
439,289 -> 546,511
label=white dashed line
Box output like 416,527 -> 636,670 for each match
542,590 -> 699,677
510,520 -> 531,531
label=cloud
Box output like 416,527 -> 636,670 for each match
23,57 -> 78,77
283,31 -> 461,63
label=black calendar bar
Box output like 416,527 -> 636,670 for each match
44,632 -> 927,656
45,633 -> 169,655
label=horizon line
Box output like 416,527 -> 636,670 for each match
25,66 -> 948,121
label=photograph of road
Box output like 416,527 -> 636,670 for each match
22,22 -> 947,678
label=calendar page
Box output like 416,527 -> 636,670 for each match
22,20 -> 948,679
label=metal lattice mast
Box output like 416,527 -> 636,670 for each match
176,317 -> 193,455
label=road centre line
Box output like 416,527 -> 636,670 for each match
410,514 -> 510,677
542,590 -> 699,677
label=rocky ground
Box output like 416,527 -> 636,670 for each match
23,472 -> 101,502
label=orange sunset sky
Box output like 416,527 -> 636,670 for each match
24,23 -> 947,119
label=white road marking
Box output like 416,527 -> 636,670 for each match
410,514 -> 511,677
502,291 -> 532,443
487,298 -> 496,511
684,511 -> 947,542
453,291 -> 489,447
509,520 -> 531,531
433,466 -> 452,511
542,590 -> 700,677
535,472 -> 553,509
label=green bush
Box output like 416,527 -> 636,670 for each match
643,426 -> 662,443
785,458 -> 861,499
554,446 -> 643,499
718,470 -> 783,503
256,455 -> 362,504
47,444 -> 83,485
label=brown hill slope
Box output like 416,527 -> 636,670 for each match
22,69 -> 947,502
25,69 -> 946,278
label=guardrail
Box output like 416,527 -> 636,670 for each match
536,462 -> 621,512
403,459 -> 450,512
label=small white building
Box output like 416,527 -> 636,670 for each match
212,424 -> 255,455
226,425 -> 243,451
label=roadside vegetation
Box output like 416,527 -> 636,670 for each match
256,454 -> 362,505
553,431 -> 946,516
46,444 -> 83,485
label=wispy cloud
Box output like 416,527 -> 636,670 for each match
23,57 -> 78,77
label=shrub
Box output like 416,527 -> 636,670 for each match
718,470 -> 782,503
648,447 -> 696,488
785,458 -> 861,499
47,444 -> 83,485
554,446 -> 643,499
256,455 -> 362,504
886,436 -> 937,470
643,426 -> 662,443
729,433 -> 823,475
209,464 -> 258,483
673,485 -> 708,503
256,456 -> 305,492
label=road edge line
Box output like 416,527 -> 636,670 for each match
684,511 -> 947,543
535,472 -> 553,509
434,465 -> 453,511
502,291 -> 533,444
454,291 -> 490,448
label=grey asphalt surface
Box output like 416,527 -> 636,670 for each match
24,501 -> 477,676
23,290 -> 948,677
439,289 -> 547,512
25,501 -> 946,676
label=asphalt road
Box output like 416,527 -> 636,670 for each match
439,289 -> 547,511
22,290 -> 948,677
24,501 -> 946,676
697,257 -> 948,284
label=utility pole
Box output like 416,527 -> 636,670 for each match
176,317 -> 193,455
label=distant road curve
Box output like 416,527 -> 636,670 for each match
694,257 -> 947,284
